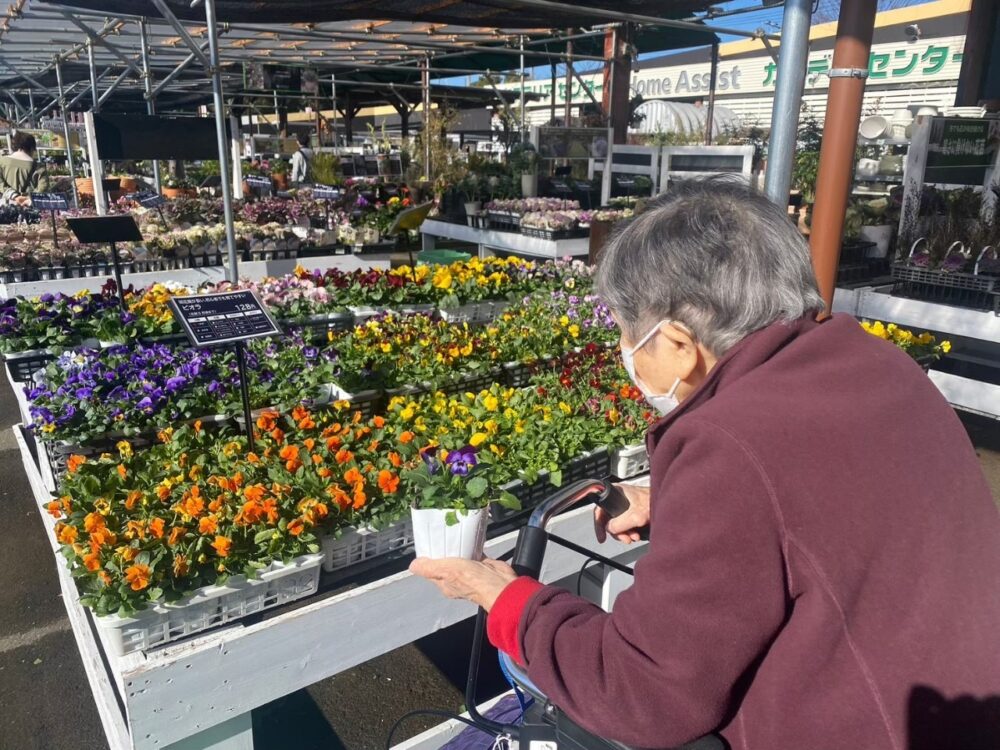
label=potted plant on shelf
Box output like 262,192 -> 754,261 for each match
161,176 -> 197,199
510,143 -> 539,199
404,444 -> 492,560
855,197 -> 895,258
460,174 -> 484,226
271,160 -> 291,191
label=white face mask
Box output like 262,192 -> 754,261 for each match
621,319 -> 683,416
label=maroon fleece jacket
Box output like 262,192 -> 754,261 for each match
487,314 -> 1000,749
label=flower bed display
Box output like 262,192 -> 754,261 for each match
41,332 -> 654,651
860,320 -> 951,370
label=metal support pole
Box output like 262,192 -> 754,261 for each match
150,0 -> 212,70
54,61 -> 79,209
550,63 -> 557,124
27,90 -> 36,127
808,0 -> 877,314
421,55 -> 431,180
97,66 -> 133,107
519,36 -> 526,140
705,41 -> 719,145
204,0 -> 240,284
87,40 -> 100,112
138,19 -> 162,194
331,74 -> 338,148
564,35 -> 573,126
763,0 -> 812,206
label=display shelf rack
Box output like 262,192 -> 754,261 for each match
15,422 -> 640,750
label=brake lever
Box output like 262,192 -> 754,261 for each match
595,483 -> 650,541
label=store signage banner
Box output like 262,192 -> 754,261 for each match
507,36 -> 966,106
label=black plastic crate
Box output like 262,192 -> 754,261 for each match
281,313 -> 356,342
435,368 -> 504,398
324,389 -> 382,420
891,263 -> 999,310
492,448 -> 611,523
4,350 -> 56,383
502,357 -> 560,388
839,240 -> 877,265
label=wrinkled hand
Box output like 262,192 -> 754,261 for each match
409,557 -> 519,612
594,483 -> 650,544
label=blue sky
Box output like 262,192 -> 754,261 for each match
437,0 -> 938,84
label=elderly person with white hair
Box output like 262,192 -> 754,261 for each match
412,179 -> 1000,750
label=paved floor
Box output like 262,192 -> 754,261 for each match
0,378 -> 997,750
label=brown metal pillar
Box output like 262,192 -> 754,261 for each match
955,0 -> 998,106
808,0 -> 878,315
603,25 -> 632,145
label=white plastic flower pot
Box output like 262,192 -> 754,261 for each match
410,506 -> 489,560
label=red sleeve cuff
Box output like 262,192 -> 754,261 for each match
487,576 -> 544,664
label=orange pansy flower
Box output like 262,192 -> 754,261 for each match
83,552 -> 102,572
256,411 -> 279,431
198,515 -> 219,535
244,484 -> 266,503
125,520 -> 146,540
84,512 -> 105,533
327,485 -> 351,511
388,452 -> 402,468
311,453 -> 324,466
179,487 -> 205,518
373,416 -> 386,428
56,523 -> 78,545
279,444 -> 302,472
335,448 -> 354,465
168,526 -> 187,546
45,501 -> 62,519
124,563 -> 151,591
173,554 -> 189,578
66,455 -> 87,474
399,431 -> 415,444
148,517 -> 166,539
117,464 -> 127,480
343,467 -> 363,486
325,436 -> 343,451
352,485 -> 367,510
377,470 -> 400,494
317,467 -> 332,479
212,535 -> 232,557
246,452 -> 260,464
303,438 -> 316,451
89,527 -> 117,550
270,428 -> 285,444
287,519 -> 306,537
368,439 -> 380,453
124,490 -> 142,511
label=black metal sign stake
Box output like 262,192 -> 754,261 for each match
168,290 -> 282,450
235,342 -> 256,453
65,215 -> 142,308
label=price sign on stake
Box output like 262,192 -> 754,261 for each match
169,290 -> 280,453
169,290 -> 280,347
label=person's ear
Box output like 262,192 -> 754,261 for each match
657,322 -> 699,381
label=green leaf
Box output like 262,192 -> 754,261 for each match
497,492 -> 521,511
147,587 -> 164,601
254,529 -> 275,546
549,469 -> 563,487
465,476 -> 488,499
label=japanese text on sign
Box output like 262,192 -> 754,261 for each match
169,290 -> 280,347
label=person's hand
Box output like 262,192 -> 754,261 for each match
594,483 -> 651,544
409,557 -> 519,612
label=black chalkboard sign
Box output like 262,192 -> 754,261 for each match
924,117 -> 1000,186
169,290 -> 280,347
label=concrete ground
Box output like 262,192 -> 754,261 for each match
0,378 -> 998,750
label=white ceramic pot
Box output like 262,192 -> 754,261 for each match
521,173 -> 538,199
411,506 -> 489,560
859,115 -> 889,140
857,158 -> 879,178
915,105 -> 938,118
859,225 -> 893,258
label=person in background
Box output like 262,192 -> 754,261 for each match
411,179 -> 1000,749
0,132 -> 48,203
290,134 -> 313,185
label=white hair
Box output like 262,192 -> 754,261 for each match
594,178 -> 824,355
